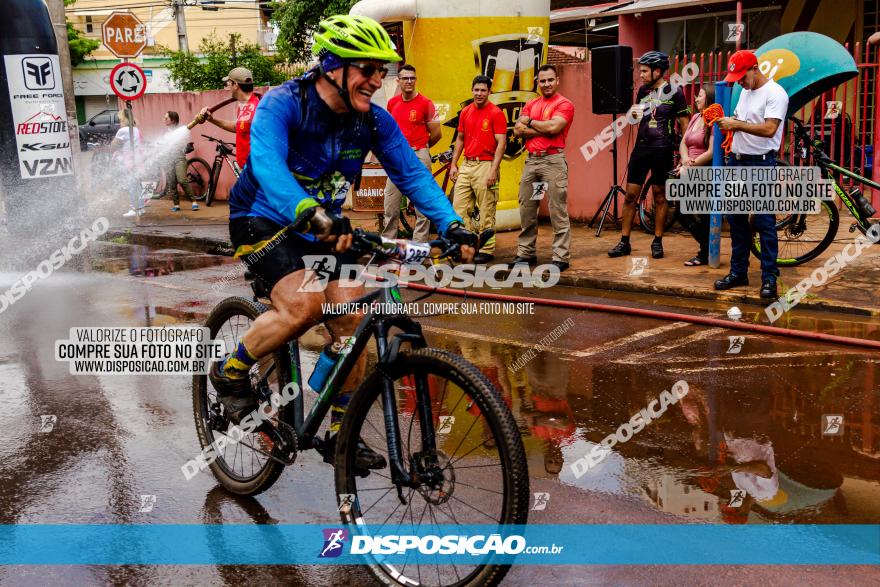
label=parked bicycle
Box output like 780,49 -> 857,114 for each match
376,148 -> 469,239
751,117 -> 878,266
193,208 -> 529,586
200,134 -> 241,207
637,173 -> 678,234
144,141 -> 211,205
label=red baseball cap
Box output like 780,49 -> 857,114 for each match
724,50 -> 758,82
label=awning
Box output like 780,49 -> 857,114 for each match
550,3 -> 619,23
551,0 -> 734,23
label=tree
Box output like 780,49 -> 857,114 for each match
63,0 -> 99,66
270,0 -> 357,65
162,33 -> 288,92
67,22 -> 100,66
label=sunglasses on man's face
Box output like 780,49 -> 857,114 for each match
399,76 -> 416,82
349,62 -> 388,79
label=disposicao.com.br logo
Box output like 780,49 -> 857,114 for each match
318,529 -> 563,559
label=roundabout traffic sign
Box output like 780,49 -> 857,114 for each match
109,62 -> 147,101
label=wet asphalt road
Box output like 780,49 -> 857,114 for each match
0,242 -> 877,586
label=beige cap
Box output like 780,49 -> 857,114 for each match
223,67 -> 253,84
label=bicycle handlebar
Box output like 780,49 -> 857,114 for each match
788,118 -> 831,164
201,134 -> 236,155
290,207 -> 490,263
201,134 -> 235,146
431,149 -> 454,164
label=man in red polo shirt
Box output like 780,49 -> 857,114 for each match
513,64 -> 575,272
382,64 -> 442,242
449,75 -> 507,263
196,67 -> 260,170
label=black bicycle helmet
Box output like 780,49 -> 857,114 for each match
639,51 -> 670,71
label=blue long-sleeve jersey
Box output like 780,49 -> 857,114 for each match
229,75 -> 461,239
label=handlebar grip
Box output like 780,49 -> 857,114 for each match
290,207 -> 317,233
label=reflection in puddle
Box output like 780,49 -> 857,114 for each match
429,334 -> 880,525
89,243 -> 235,277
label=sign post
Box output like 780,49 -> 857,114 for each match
109,61 -> 146,215
709,81 -> 732,269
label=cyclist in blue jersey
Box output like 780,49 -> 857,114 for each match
209,15 -> 477,471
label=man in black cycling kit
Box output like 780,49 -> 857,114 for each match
608,51 -> 690,260
209,15 -> 477,471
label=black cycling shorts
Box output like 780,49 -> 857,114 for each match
626,146 -> 675,187
229,216 -> 360,293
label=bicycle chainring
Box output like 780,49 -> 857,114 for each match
270,420 -> 298,466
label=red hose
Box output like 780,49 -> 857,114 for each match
185,97 -> 238,130
401,283 -> 880,351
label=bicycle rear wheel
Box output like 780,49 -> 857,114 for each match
335,348 -> 529,587
193,296 -> 295,496
186,157 -> 211,202
751,199 -> 839,266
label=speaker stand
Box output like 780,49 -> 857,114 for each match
588,115 -> 626,237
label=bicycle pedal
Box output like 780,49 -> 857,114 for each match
849,223 -> 858,233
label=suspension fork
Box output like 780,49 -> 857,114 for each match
225,155 -> 240,179
374,320 -> 412,487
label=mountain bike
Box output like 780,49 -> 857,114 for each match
200,134 -> 241,207
751,117 -> 879,266
193,209 -> 529,586
144,142 -> 211,204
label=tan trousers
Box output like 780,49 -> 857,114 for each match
452,159 -> 499,255
383,147 -> 433,242
516,153 -> 570,263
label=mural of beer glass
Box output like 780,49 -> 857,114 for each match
485,48 -> 518,93
518,47 -> 538,92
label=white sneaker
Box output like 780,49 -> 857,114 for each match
123,209 -> 137,218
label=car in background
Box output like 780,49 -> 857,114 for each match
79,109 -> 120,150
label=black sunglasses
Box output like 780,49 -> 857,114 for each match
348,62 -> 388,79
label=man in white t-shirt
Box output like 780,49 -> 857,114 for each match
716,50 -> 789,300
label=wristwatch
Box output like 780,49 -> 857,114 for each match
526,118 -> 534,129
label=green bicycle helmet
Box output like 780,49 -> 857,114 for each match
313,15 -> 402,63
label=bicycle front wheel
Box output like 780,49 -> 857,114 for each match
397,200 -> 417,239
751,199 -> 840,266
186,157 -> 211,201
335,348 -> 529,587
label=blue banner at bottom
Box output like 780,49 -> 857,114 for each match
0,524 -> 877,565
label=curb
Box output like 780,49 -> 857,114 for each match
102,229 -> 879,320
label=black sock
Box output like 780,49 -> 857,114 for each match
620,235 -> 630,244
653,236 -> 663,243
